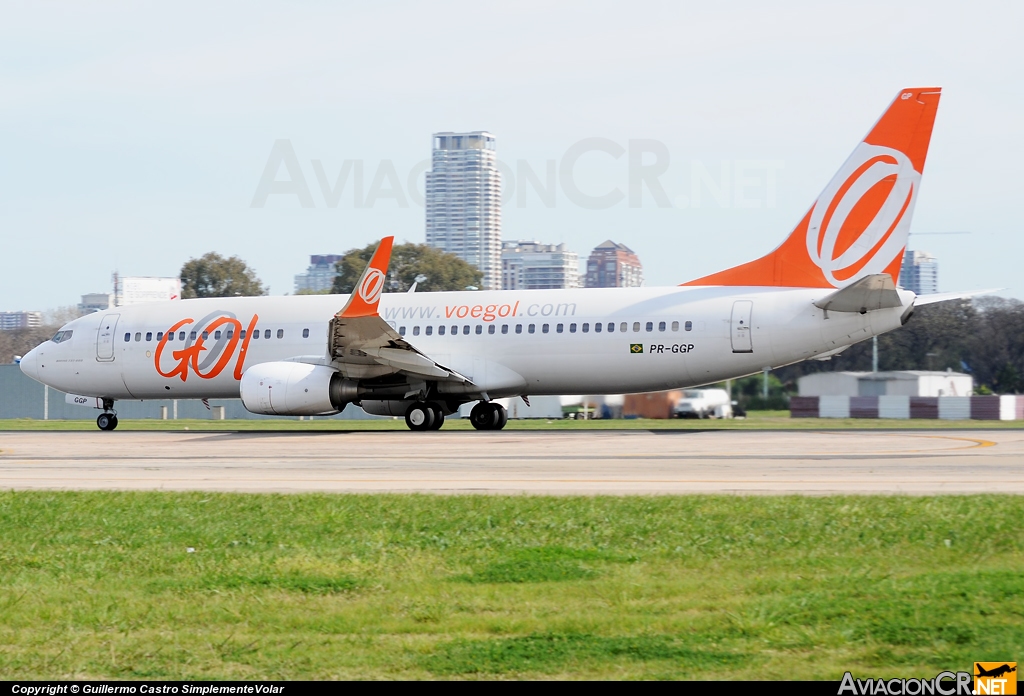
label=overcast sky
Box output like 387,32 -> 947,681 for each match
2,0 -> 1022,311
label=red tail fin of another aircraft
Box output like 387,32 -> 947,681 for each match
684,87 -> 941,289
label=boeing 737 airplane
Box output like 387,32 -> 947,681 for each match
20,87 -> 970,431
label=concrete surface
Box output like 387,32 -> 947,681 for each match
1,429 -> 1021,495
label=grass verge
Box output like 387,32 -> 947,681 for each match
0,492 -> 1021,679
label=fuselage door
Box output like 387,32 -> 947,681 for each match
96,313 -> 120,362
730,301 -> 753,353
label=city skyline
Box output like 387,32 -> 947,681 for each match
2,2 -> 1022,310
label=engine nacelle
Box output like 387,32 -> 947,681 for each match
240,362 -> 359,416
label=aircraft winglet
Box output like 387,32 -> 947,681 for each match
338,236 -> 394,318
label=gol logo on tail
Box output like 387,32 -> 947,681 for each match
806,142 -> 920,287
154,312 -> 259,382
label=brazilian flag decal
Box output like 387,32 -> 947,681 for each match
630,343 -> 644,354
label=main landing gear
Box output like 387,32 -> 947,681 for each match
470,401 -> 508,431
404,401 -> 445,432
96,399 -> 118,431
402,400 -> 508,431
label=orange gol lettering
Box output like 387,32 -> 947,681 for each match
154,314 -> 260,382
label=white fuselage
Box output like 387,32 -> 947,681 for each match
19,285 -> 914,404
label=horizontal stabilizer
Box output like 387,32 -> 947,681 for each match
914,289 -> 1000,305
814,274 -> 902,313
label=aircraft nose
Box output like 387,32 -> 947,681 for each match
19,347 -> 39,380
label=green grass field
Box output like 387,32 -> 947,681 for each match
2,411 -> 1023,431
1,492 -> 1020,679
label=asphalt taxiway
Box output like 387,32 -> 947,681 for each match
1,429 -> 1021,494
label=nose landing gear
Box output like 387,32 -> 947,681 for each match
97,398 -> 118,431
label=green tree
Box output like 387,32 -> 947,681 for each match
180,253 -> 267,299
331,242 -> 483,294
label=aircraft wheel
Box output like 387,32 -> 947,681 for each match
97,413 -> 116,431
470,402 -> 499,430
405,402 -> 435,431
427,403 -> 445,430
493,403 -> 508,430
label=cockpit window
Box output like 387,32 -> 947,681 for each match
51,331 -> 64,343
51,331 -> 73,343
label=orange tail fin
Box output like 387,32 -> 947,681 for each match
684,87 -> 941,289
338,236 -> 394,318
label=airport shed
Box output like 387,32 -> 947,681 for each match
798,370 -> 973,398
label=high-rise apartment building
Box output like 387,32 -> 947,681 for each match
585,240 -> 644,288
900,249 -> 938,295
295,254 -> 343,294
426,131 -> 501,290
501,241 -> 580,290
0,311 -> 42,330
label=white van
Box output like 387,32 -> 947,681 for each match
673,389 -> 733,419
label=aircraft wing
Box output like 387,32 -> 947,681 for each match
326,237 -> 472,383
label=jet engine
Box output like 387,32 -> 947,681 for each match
240,362 -> 359,416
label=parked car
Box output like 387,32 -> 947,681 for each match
674,389 -> 733,419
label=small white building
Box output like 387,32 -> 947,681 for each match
799,370 -> 973,398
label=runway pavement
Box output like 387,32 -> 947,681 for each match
0,429 -> 1022,495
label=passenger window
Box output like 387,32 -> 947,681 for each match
123,332 -> 130,342
515,324 -> 522,334
540,324 -> 548,333
475,325 -> 482,335
528,324 -> 536,334
157,332 -> 164,341
240,330 -> 246,339
672,321 -> 679,331
451,325 -> 458,335
462,325 -> 469,335
266,329 -> 273,339
412,326 -> 420,336
569,323 -> 576,333
146,332 -> 153,341
501,325 -> 508,334
685,321 -> 692,331
632,322 -> 640,332
302,328 -> 309,338
252,330 -> 259,340
488,325 -> 495,334
426,326 -> 433,336
610,323 -> 618,332
594,322 -> 601,333
134,332 -> 142,342
227,330 -> 234,339
190,331 -> 197,340
645,322 -> 653,332
202,331 -> 209,340
556,323 -> 563,333
658,321 -> 666,332
439,325 -> 446,335
214,331 -> 221,340
276,329 -> 283,339
582,323 -> 589,333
